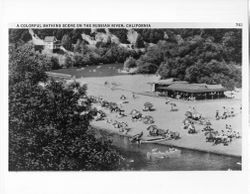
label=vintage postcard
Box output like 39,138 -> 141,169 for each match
1,0 -> 249,194
8,24 -> 242,171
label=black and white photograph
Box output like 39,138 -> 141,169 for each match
9,26 -> 242,171
1,0 -> 249,194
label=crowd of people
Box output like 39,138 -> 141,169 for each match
182,106 -> 241,146
215,106 -> 235,120
90,93 -> 181,141
90,92 -> 241,148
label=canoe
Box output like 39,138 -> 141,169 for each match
140,137 -> 170,144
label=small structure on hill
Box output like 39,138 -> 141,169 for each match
44,36 -> 61,51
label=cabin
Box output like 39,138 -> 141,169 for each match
44,36 -> 61,51
166,83 -> 226,100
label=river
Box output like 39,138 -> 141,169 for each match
96,130 -> 241,171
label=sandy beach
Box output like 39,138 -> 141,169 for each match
75,74 -> 241,157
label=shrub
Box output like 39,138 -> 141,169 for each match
123,56 -> 137,70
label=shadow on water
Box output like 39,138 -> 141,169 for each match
95,130 -> 241,171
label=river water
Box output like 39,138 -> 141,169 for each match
96,130 -> 241,171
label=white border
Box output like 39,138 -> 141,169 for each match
1,0 -> 249,194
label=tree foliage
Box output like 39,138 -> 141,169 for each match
9,44 -> 123,170
9,28 -> 242,89
61,34 -> 73,51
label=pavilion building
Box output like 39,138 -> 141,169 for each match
148,78 -> 227,100
165,83 -> 226,100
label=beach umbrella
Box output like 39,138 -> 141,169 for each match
130,109 -> 140,115
205,131 -> 216,136
144,115 -> 153,119
144,102 -> 154,109
185,111 -> 192,118
147,125 -> 158,131
206,121 -> 212,126
170,102 -> 176,107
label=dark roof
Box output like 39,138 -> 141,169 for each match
166,83 -> 226,93
44,36 -> 57,42
148,78 -> 188,85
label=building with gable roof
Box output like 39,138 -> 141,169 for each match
44,36 -> 61,50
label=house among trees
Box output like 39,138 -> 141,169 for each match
149,78 -> 227,100
44,36 -> 61,51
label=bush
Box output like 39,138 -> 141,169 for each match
64,55 -> 74,68
9,43 -> 123,171
123,56 -> 137,70
50,56 -> 61,70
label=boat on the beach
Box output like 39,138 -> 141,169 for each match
140,137 -> 170,144
129,132 -> 144,143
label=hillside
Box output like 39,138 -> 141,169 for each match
9,28 -> 242,89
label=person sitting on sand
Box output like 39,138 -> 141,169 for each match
120,95 -> 126,100
188,123 -> 196,134
165,98 -> 170,104
231,107 -> 235,117
226,124 -> 232,132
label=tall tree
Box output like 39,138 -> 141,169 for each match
9,43 -> 123,170
61,34 -> 73,51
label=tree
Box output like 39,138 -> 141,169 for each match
61,34 -> 72,51
9,43 -> 123,170
9,43 -> 51,85
9,29 -> 32,44
123,56 -> 137,70
135,33 -> 145,48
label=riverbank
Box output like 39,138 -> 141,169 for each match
92,124 -> 241,158
92,126 -> 241,171
80,74 -> 241,157
52,65 -> 242,158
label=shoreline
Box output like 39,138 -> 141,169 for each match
92,124 -> 242,158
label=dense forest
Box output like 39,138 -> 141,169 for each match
9,44 -> 123,170
9,28 -> 241,90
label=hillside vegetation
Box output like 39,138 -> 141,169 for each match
9,28 -> 242,89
